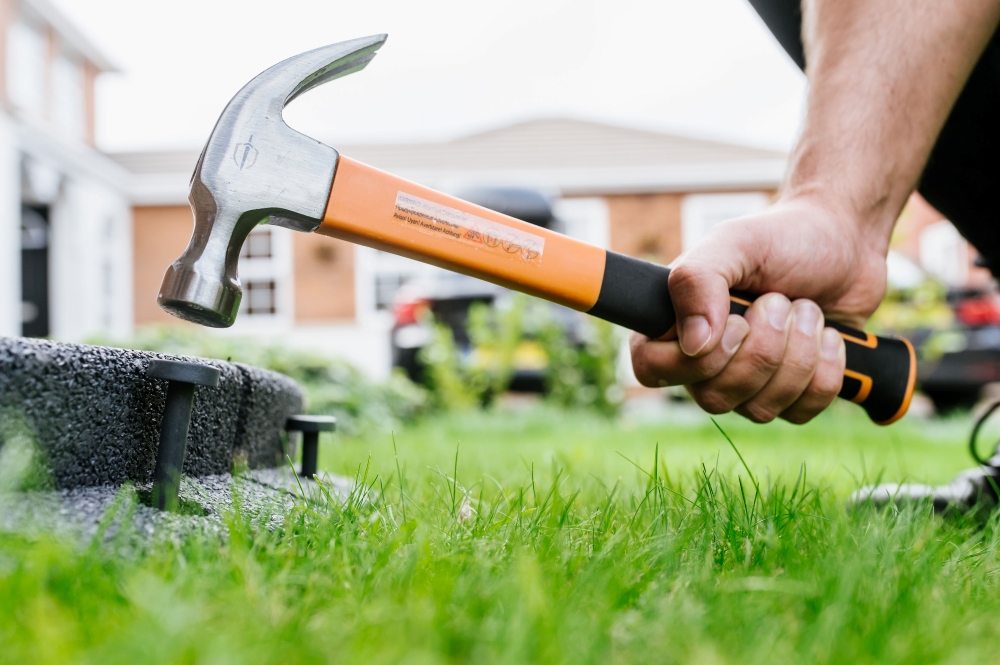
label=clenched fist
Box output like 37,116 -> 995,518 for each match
629,195 -> 890,424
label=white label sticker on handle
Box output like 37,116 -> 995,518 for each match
393,192 -> 545,264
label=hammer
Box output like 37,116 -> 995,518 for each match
158,35 -> 916,425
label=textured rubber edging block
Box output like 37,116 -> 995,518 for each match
0,337 -> 303,489
233,363 -> 303,469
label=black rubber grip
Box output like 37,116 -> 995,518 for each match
587,251 -> 916,424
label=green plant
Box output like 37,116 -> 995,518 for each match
418,318 -> 481,411
538,313 -> 623,416
418,294 -> 623,415
0,409 -> 52,493
418,296 -> 529,410
869,277 -> 954,334
467,296 -> 529,403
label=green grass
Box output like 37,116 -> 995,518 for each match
3,402 -> 999,664
330,401 -> 974,494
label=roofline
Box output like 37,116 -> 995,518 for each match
451,116 -> 788,159
125,159 -> 786,205
13,114 -> 133,192
23,0 -> 119,72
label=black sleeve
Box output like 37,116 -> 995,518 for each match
747,0 -> 805,70
746,0 -> 1000,279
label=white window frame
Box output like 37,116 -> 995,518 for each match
356,245 -> 443,322
7,15 -> 47,115
51,51 -> 85,138
232,225 -> 294,331
553,197 -> 610,248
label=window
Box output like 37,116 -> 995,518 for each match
245,280 -> 277,315
236,226 -> 291,322
553,197 -> 610,248
7,17 -> 46,114
680,193 -> 771,250
375,273 -> 409,310
241,228 -> 273,259
52,53 -> 85,137
367,250 -> 439,311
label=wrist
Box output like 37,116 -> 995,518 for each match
773,184 -> 896,257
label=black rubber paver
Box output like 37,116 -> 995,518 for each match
0,337 -> 303,489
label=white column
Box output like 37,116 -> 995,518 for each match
0,116 -> 21,337
49,177 -> 133,340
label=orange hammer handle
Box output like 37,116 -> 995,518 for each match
319,156 -> 916,425
320,156 -> 607,309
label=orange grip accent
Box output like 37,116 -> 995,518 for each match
877,337 -> 917,425
843,369 -> 873,404
841,330 -> 879,349
320,156 -> 607,311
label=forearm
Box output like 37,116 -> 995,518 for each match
784,0 -> 1000,248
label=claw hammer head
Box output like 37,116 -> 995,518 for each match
157,35 -> 387,327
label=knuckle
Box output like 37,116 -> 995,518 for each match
694,350 -> 732,381
689,385 -> 737,415
667,262 -> 698,288
782,349 -> 819,377
737,402 -> 779,424
781,409 -> 816,425
742,343 -> 784,377
631,356 -> 660,388
628,331 -> 649,352
809,367 -> 844,402
666,262 -> 709,300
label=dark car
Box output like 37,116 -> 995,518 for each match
916,288 -> 1000,411
390,188 -> 584,392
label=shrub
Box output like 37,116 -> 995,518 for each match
92,326 -> 428,436
538,313 -> 623,416
418,294 -> 623,416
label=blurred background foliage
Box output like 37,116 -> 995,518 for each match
93,326 -> 429,436
869,278 -> 953,335
418,294 -> 623,416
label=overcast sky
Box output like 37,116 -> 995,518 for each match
51,0 -> 807,154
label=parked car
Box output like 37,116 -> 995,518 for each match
916,288 -> 1000,411
390,188 -> 584,392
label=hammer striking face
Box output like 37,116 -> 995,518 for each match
158,35 -> 916,425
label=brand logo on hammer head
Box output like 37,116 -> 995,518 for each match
233,136 -> 258,171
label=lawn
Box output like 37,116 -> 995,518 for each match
3,400 -> 1000,664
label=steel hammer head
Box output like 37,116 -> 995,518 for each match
157,35 -> 387,327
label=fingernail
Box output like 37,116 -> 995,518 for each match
679,315 -> 711,356
722,317 -> 750,354
795,301 -> 821,336
821,327 -> 842,360
765,295 -> 791,330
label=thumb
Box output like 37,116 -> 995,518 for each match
667,254 -> 737,357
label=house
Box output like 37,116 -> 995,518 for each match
0,0 -> 132,341
116,118 -> 787,376
2,0 -> 982,381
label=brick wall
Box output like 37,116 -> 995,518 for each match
292,233 -> 355,322
132,205 -> 192,325
605,193 -> 684,265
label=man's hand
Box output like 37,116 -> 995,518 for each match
630,195 -> 890,423
630,0 -> 1000,424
